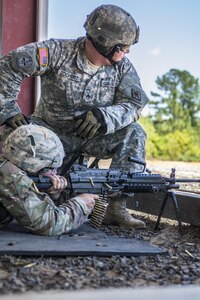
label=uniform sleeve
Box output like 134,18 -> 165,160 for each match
0,39 -> 62,125
99,60 -> 149,134
0,171 -> 91,236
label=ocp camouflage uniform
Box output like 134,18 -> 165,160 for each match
0,157 -> 91,235
0,37 -> 149,171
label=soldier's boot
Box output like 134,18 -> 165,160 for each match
103,198 -> 146,229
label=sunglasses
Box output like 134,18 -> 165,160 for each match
115,44 -> 131,54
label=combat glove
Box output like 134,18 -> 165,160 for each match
5,113 -> 29,129
74,109 -> 107,140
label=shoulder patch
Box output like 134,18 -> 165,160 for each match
38,48 -> 48,66
11,50 -> 38,73
131,89 -> 141,101
16,53 -> 33,68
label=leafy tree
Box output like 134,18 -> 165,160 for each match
139,116 -> 160,158
150,69 -> 200,133
140,116 -> 200,161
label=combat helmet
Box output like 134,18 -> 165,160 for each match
84,4 -> 139,59
2,124 -> 65,174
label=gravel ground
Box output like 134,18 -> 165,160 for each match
0,160 -> 200,294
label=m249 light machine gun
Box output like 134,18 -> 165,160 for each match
31,157 -> 200,230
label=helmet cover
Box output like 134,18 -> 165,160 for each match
84,4 -> 139,52
2,124 -> 65,174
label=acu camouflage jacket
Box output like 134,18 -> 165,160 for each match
0,37 -> 149,135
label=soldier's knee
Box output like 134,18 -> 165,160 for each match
120,123 -> 146,144
129,122 -> 147,139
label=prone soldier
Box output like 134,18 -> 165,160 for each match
0,124 -> 98,235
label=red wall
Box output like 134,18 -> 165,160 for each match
1,0 -> 37,115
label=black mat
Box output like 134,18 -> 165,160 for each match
0,222 -> 167,256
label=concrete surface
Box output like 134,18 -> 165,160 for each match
1,285 -> 200,300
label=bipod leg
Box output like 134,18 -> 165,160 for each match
154,193 -> 169,230
60,152 -> 83,175
78,154 -> 85,166
169,191 -> 182,232
89,158 -> 100,169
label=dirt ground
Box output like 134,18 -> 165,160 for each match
147,160 -> 200,177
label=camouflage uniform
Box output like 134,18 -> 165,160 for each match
0,22 -> 149,229
0,37 -> 149,171
0,157 -> 91,236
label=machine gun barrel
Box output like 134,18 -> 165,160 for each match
171,178 -> 200,183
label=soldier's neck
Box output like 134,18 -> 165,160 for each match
84,38 -> 111,67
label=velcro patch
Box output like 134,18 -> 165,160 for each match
131,89 -> 141,101
38,48 -> 48,66
16,54 -> 33,68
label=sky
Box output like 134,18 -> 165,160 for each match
48,0 -> 200,99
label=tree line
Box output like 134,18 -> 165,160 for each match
139,69 -> 200,162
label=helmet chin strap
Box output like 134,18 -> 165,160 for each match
106,47 -> 121,65
86,35 -> 120,65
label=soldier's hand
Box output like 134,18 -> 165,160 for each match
5,113 -> 29,129
78,193 -> 99,211
43,169 -> 68,199
74,109 -> 107,140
